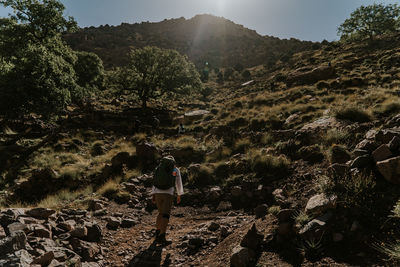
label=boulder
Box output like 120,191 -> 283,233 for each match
26,208 -> 56,220
299,212 -> 333,240
106,217 -> 121,230
254,204 -> 269,219
71,226 -> 88,239
375,128 -> 400,144
230,245 -> 252,267
184,110 -> 210,123
135,142 -> 160,161
88,199 -> 106,211
70,238 -> 100,261
121,218 -> 137,228
31,224 -> 52,238
388,136 -> 400,152
208,187 -> 222,202
305,193 -> 337,215
7,222 -> 28,235
240,224 -> 264,250
32,251 -> 54,266
330,145 -> 351,164
0,230 -> 26,256
83,223 -> 102,242
286,66 -> 336,86
0,249 -> 32,266
208,222 -> 220,231
372,144 -> 393,163
350,155 -> 372,169
376,156 -> 400,184
355,139 -> 378,152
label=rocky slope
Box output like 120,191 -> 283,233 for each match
1,34 -> 400,266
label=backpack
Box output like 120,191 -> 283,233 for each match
153,156 -> 176,190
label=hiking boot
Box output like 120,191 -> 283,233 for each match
156,233 -> 172,246
154,229 -> 160,237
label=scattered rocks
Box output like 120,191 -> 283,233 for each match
305,194 -> 337,215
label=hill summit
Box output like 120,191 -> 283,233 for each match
64,14 -> 317,69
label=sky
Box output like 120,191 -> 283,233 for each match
0,0 -> 399,41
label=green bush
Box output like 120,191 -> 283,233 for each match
188,165 -> 215,187
334,107 -> 372,123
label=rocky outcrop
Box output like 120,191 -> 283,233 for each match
286,66 -> 336,86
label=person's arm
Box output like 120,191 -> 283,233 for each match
175,168 -> 184,203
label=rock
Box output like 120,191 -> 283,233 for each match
355,139 -> 378,152
231,186 -> 242,198
26,208 -> 56,219
208,222 -> 220,231
71,226 -> 88,238
330,145 -> 351,164
0,249 -> 32,266
299,212 -> 333,240
106,217 -> 121,230
230,245 -> 252,267
305,193 -> 337,215
188,236 -> 204,248
122,183 -> 137,194
111,152 -> 131,168
375,128 -> 400,144
93,209 -> 107,217
0,230 -> 26,256
32,251 -> 54,266
388,136 -> 400,152
208,186 -> 222,202
352,149 -> 369,157
333,233 -> 344,242
220,226 -> 230,238
121,218 -> 137,228
82,262 -> 101,267
376,156 -> 400,184
135,142 -> 160,161
58,220 -> 76,232
70,238 -> 100,261
273,188 -> 287,205
372,144 -> 392,163
286,66 -> 336,86
31,224 -> 52,238
277,222 -> 292,236
184,110 -> 210,123
83,223 -> 103,242
240,224 -> 264,250
216,201 -> 232,211
350,155 -> 372,169
328,163 -> 349,177
88,199 -> 106,211
254,204 -> 269,218
277,209 -> 294,223
7,222 -> 28,235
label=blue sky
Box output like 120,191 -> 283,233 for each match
0,0 -> 399,41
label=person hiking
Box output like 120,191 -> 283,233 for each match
151,155 -> 183,245
177,123 -> 185,134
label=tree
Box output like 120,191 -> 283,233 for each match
0,0 -> 96,117
338,4 -> 400,41
74,51 -> 105,89
116,46 -> 202,108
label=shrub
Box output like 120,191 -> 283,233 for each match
324,128 -> 351,146
247,150 -> 291,182
188,165 -> 215,187
268,205 -> 281,216
294,210 -> 311,226
374,102 -> 400,117
334,106 -> 372,123
298,145 -> 324,163
392,200 -> 400,218
233,138 -> 251,154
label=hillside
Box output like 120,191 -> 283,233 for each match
64,14 -> 318,69
1,32 -> 400,266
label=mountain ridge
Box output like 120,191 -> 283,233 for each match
64,14 -> 319,69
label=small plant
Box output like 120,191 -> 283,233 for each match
334,106 -> 372,123
294,210 -> 311,226
233,138 -> 251,154
392,200 -> 400,218
374,241 -> 400,261
324,128 -> 351,146
247,149 -> 291,182
298,237 -> 323,261
268,205 -> 281,216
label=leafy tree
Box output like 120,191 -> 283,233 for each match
116,46 -> 202,108
0,0 -> 96,117
74,51 -> 105,89
338,4 -> 400,41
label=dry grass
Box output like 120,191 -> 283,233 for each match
37,186 -> 93,209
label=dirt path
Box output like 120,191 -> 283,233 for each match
101,206 -> 255,266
